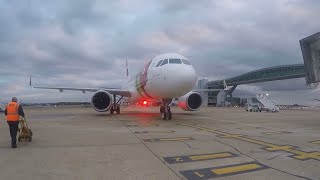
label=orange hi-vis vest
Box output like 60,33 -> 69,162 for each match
6,102 -> 20,121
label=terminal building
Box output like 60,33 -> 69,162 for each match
198,32 -> 320,107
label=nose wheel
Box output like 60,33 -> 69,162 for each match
160,99 -> 172,120
162,107 -> 172,120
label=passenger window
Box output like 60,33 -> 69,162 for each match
156,60 -> 163,67
169,59 -> 182,64
182,59 -> 191,65
160,59 -> 168,66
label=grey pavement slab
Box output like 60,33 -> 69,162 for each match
0,106 -> 319,180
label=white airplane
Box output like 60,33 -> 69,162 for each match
31,53 -> 218,120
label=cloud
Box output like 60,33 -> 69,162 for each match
0,0 -> 319,103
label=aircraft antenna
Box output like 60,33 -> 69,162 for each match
126,59 -> 129,78
29,75 -> 32,87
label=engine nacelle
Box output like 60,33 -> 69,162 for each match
91,90 -> 113,112
177,92 -> 202,111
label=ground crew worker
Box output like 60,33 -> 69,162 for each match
4,97 -> 25,148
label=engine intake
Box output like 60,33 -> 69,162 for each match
178,92 -> 202,111
91,91 -> 113,112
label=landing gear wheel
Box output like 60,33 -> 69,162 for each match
160,99 -> 173,120
110,107 -> 114,114
116,106 -> 120,114
18,137 -> 21,142
160,106 -> 164,114
162,107 -> 172,120
162,112 -> 167,120
29,137 -> 32,142
167,110 -> 172,120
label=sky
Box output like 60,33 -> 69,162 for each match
0,0 -> 320,105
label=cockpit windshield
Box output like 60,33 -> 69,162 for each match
160,59 -> 168,66
169,59 -> 182,64
155,59 -> 191,67
182,59 -> 191,65
156,60 -> 163,67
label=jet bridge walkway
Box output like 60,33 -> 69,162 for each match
207,64 -> 306,89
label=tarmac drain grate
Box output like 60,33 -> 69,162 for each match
134,130 -> 175,134
143,137 -> 193,142
262,131 -> 291,135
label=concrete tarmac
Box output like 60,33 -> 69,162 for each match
0,106 -> 319,180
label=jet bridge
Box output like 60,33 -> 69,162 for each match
300,32 -> 320,86
206,32 -> 320,106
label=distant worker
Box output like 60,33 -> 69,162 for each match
4,97 -> 25,148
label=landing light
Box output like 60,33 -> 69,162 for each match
143,101 -> 147,105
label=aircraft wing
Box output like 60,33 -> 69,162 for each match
30,76 -> 131,97
32,86 -> 131,97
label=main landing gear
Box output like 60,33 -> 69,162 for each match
110,95 -> 123,115
160,99 -> 172,120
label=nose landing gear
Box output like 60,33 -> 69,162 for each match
160,99 -> 172,120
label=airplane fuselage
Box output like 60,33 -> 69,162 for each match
123,53 -> 198,101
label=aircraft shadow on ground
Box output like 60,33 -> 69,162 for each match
94,111 -> 198,117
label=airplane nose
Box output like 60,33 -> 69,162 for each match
163,65 -> 197,97
175,67 -> 197,88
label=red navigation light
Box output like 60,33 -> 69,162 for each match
143,101 -> 147,105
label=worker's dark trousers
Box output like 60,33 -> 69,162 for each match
7,121 -> 19,146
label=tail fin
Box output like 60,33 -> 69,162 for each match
223,80 -> 227,90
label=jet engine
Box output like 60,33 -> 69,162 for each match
91,90 -> 113,112
177,92 -> 202,111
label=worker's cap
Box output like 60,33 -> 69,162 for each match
12,97 -> 18,102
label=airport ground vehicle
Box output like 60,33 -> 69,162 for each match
245,104 -> 263,112
256,93 -> 279,112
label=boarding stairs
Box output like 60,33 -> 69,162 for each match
256,93 -> 279,112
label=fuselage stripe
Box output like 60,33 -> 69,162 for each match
135,60 -> 153,98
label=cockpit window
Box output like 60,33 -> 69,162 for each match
169,59 -> 182,64
155,60 -> 163,67
182,59 -> 191,65
160,59 -> 168,66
